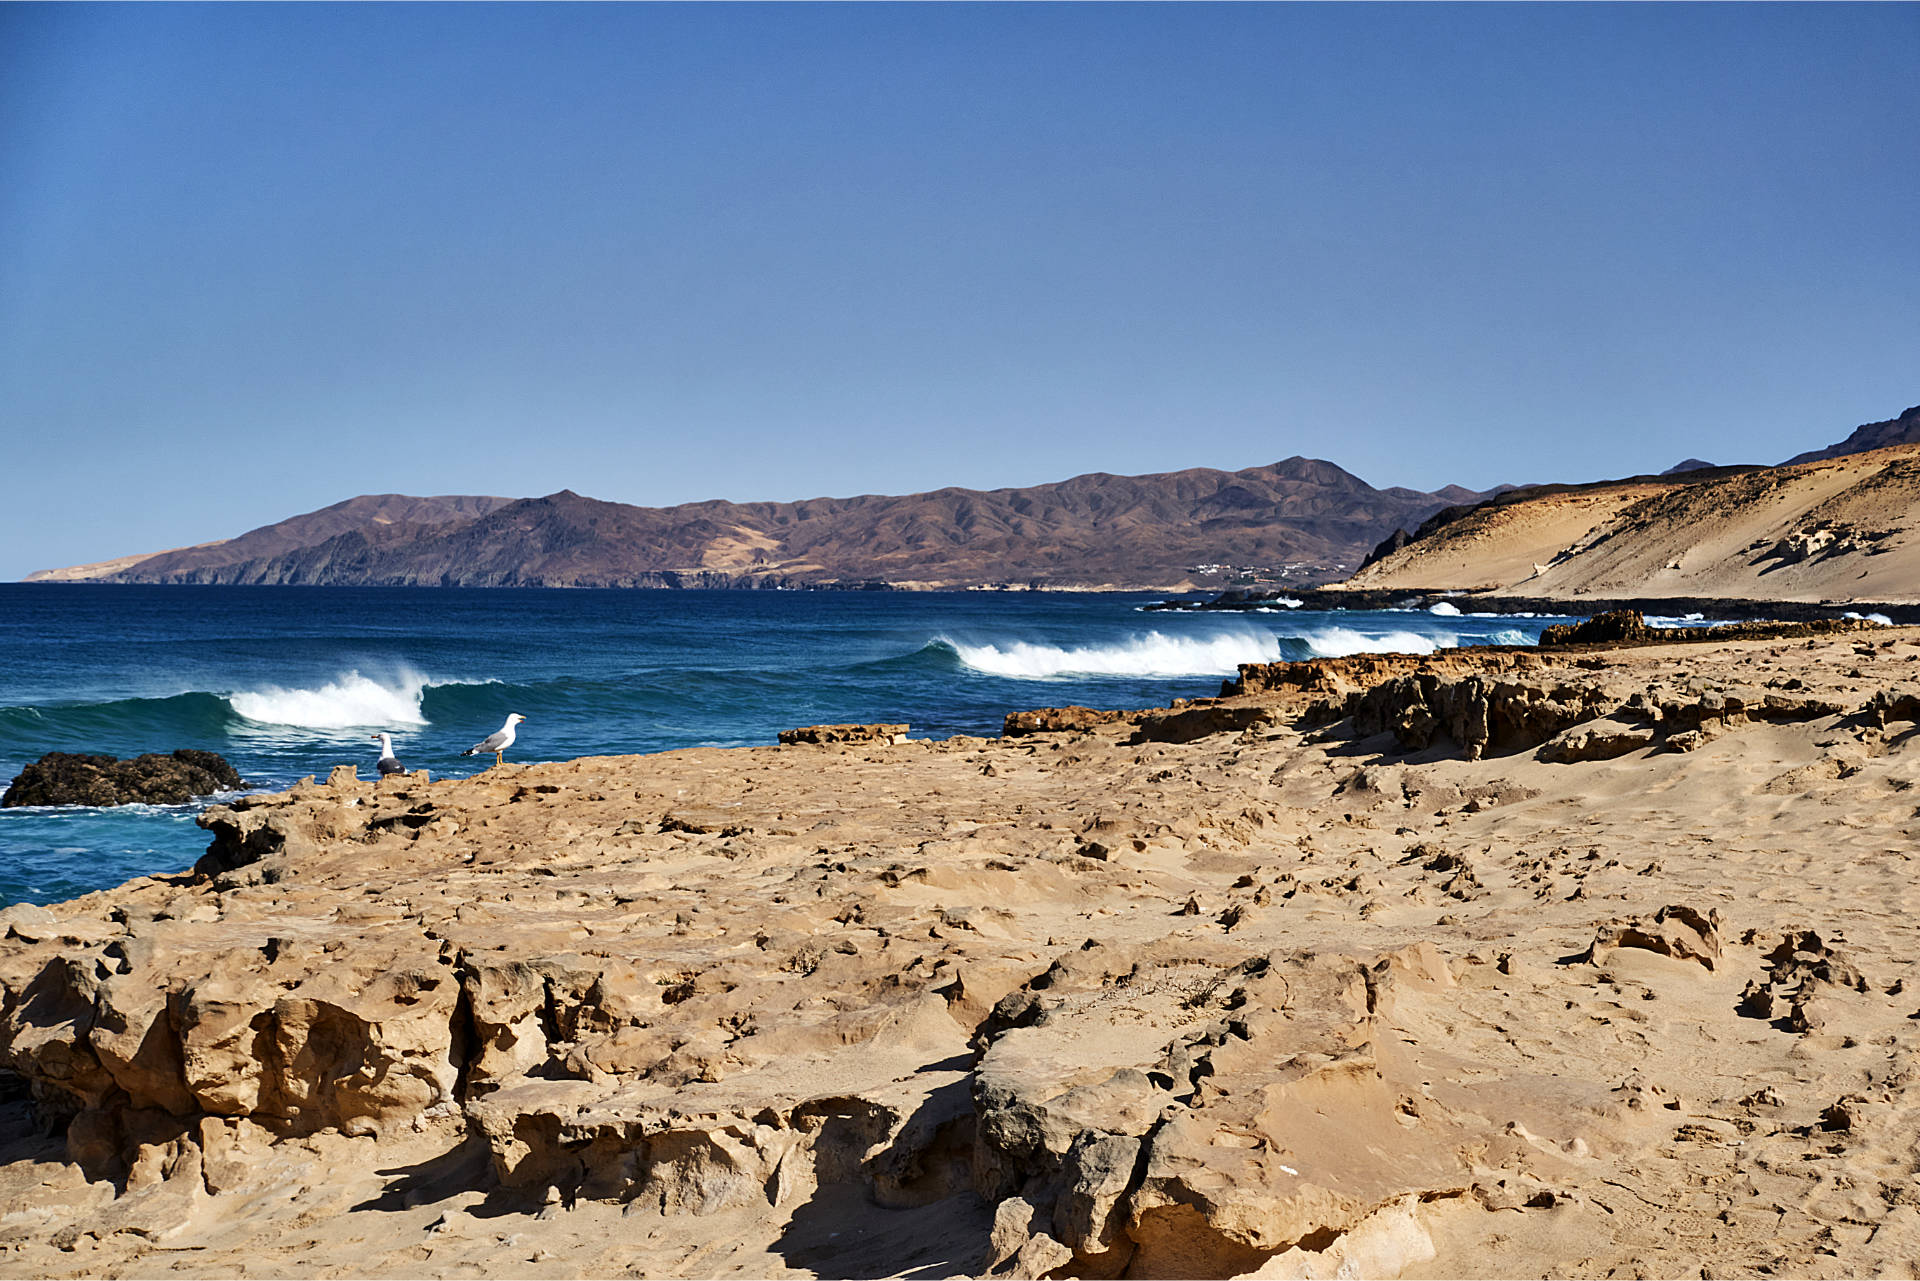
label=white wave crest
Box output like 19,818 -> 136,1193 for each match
1428,601 -> 1462,616
228,671 -> 428,728
1845,611 -> 1894,626
942,632 -> 1284,679
1299,628 -> 1443,657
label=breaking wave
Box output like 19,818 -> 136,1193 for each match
931,619 -> 1545,679
1297,628 -> 1444,658
937,632 -> 1286,679
228,670 -> 433,728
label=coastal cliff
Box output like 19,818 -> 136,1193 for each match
5,626 -> 1920,1276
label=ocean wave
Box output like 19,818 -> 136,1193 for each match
1298,628 -> 1444,657
936,631 -> 1285,679
1845,611 -> 1894,626
0,691 -> 237,747
0,797 -> 226,817
1428,601 -> 1462,616
228,670 -> 433,729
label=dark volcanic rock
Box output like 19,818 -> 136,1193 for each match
2,750 -> 243,808
1537,610 -> 1883,649
1539,610 -> 1661,646
1785,404 -> 1920,466
1358,527 -> 1414,570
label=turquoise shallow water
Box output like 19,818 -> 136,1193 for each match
0,584 -> 1569,906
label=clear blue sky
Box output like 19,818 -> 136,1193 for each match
2,3 -> 1914,578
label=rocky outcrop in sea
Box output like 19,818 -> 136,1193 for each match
1,750 -> 243,808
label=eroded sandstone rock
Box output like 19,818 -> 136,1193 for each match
778,723 -> 910,746
1002,706 -> 1131,737
1583,904 -> 1722,971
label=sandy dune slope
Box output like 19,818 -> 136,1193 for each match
1343,445 -> 1920,603
5,623 -> 1920,1277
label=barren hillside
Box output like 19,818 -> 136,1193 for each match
1340,445 -> 1920,603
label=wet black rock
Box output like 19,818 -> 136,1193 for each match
2,750 -> 244,808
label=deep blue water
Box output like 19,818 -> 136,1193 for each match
0,585 -> 1569,906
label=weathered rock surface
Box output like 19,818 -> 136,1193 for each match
1583,904 -> 1723,971
1,751 -> 243,808
777,722 -> 910,746
1002,706 -> 1132,737
6,628 -> 1920,1277
1225,627 -> 1915,762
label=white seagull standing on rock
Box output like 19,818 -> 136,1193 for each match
463,713 -> 526,767
370,732 -> 406,779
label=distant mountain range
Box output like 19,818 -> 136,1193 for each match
26,459 -> 1499,591
35,404 -> 1912,593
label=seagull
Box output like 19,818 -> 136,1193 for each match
369,732 -> 406,779
462,713 -> 526,767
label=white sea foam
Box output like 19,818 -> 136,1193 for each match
1845,611 -> 1894,626
228,671 -> 430,728
1428,601 -> 1462,616
1645,614 -> 1736,629
1300,627 -> 1444,657
943,632 -> 1285,679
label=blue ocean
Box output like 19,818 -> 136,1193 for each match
0,585 -> 1569,906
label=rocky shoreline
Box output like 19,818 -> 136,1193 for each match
1145,586 -> 1920,623
6,627 -> 1920,1276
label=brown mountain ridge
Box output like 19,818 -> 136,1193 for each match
29,459 -> 1498,591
